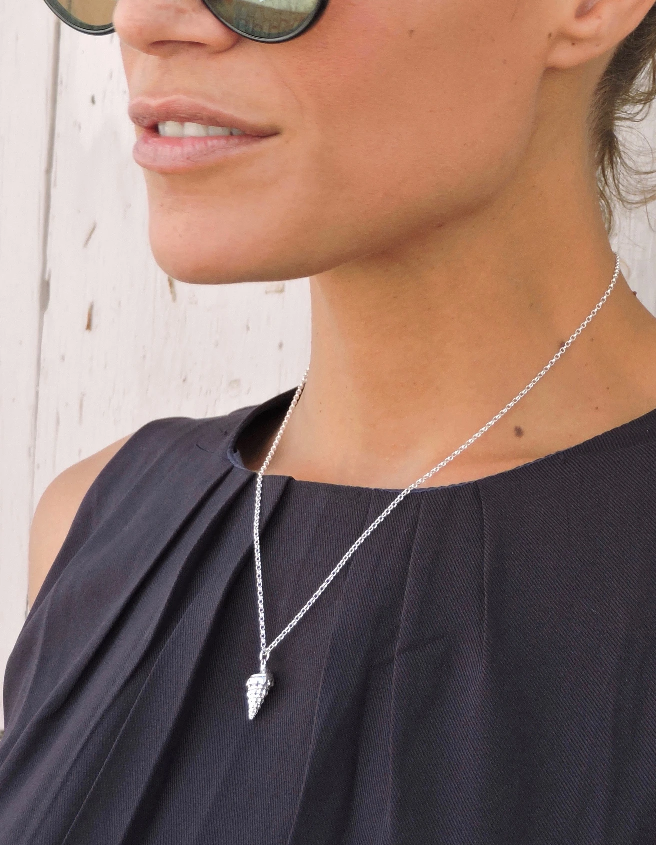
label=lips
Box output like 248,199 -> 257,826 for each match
129,95 -> 279,138
129,95 -> 280,173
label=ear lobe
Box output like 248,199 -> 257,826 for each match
546,0 -> 654,69
575,0 -> 602,18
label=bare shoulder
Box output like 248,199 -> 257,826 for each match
28,434 -> 133,610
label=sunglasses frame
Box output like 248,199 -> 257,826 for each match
42,0 -> 330,42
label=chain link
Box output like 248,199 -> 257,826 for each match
252,255 -> 621,671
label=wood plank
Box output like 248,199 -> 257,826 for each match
0,8 -> 58,730
611,106 -> 656,311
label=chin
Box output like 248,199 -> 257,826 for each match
145,193 -> 358,285
149,246 -> 301,286
143,166 -> 322,284
148,222 -> 317,286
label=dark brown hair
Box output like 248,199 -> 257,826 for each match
593,5 -> 656,230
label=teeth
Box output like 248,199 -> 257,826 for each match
159,121 -> 184,137
183,121 -> 208,137
158,121 -> 246,138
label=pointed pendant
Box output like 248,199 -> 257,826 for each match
245,668 -> 274,720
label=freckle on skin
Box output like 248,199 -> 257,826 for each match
558,340 -> 567,350
514,426 -> 524,438
408,29 -> 415,37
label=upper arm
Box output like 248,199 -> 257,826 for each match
27,435 -> 133,611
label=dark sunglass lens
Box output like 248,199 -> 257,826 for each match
205,0 -> 321,41
44,0 -> 116,31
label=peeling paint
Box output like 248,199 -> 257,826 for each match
265,282 -> 285,294
83,221 -> 97,248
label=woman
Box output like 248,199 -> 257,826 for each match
2,0 -> 656,841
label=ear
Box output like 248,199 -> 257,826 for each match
546,0 -> 656,69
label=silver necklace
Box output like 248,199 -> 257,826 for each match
245,255 -> 621,719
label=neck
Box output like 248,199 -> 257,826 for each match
255,124 -> 656,488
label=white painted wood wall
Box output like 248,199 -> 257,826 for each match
1,6 -> 655,730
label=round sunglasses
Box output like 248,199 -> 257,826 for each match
43,0 -> 329,42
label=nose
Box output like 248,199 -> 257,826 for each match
113,0 -> 240,57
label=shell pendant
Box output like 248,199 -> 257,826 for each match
245,668 -> 274,720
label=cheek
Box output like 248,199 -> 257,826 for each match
284,0 -> 549,223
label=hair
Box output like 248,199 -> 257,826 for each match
592,4 -> 656,231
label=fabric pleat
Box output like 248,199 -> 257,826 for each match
1,389 -> 655,845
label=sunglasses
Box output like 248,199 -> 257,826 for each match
43,0 -> 329,42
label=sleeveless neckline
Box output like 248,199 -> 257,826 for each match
225,385 -> 656,494
5,394 -> 656,844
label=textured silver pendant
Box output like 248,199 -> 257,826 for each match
246,669 -> 274,720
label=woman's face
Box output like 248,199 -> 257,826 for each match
116,0 -> 558,284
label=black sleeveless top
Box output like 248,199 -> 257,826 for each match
2,387 -> 656,845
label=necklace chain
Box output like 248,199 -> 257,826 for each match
252,255 -> 621,675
